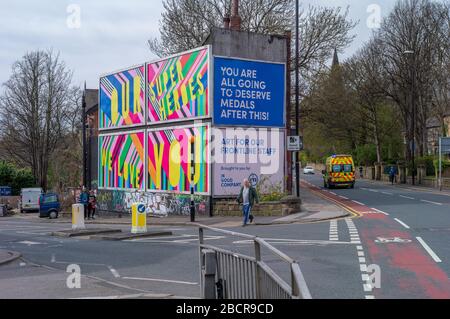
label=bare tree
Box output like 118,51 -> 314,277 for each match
371,0 -> 450,160
0,50 -> 77,191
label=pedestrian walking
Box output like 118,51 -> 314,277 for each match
236,179 -> 259,227
88,190 -> 97,220
79,187 -> 89,219
359,166 -> 364,179
389,166 -> 396,185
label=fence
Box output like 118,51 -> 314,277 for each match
198,225 -> 312,299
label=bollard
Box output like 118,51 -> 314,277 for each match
131,203 -> 147,234
72,204 -> 86,230
201,249 -> 217,299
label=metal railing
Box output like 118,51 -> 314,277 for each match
198,224 -> 312,299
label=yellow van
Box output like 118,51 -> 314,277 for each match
322,155 -> 355,189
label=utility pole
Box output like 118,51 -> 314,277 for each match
295,0 -> 300,198
82,83 -> 87,188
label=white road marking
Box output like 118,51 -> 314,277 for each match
330,192 -> 337,196
340,196 -> 349,200
16,241 -> 42,246
352,200 -> 365,206
123,277 -> 198,286
233,239 -> 354,246
421,200 -> 443,206
394,218 -> 411,229
365,295 -> 375,299
108,266 -> 120,278
357,246 -> 363,251
400,195 -> 415,200
371,208 -> 390,216
358,251 -> 365,257
364,284 -> 373,292
359,257 -> 366,263
360,265 -> 367,272
416,237 -> 442,263
19,262 -> 26,267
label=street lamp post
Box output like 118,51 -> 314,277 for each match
190,136 -> 196,222
295,0 -> 300,198
404,50 -> 416,186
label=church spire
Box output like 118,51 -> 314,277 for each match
332,48 -> 340,68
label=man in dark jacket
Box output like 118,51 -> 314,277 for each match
236,179 -> 259,227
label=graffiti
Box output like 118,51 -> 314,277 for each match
97,189 -> 209,217
147,47 -> 209,123
148,124 -> 209,194
100,65 -> 145,129
99,132 -> 145,190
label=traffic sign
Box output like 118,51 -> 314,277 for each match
441,137 -> 450,154
287,136 -> 303,151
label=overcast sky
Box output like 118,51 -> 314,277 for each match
0,0 -> 400,89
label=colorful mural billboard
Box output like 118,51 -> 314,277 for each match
100,65 -> 145,129
147,47 -> 209,124
147,125 -> 210,195
99,131 -> 145,190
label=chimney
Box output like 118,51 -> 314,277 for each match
223,14 -> 230,29
230,0 -> 241,31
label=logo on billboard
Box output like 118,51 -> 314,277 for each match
249,174 -> 259,187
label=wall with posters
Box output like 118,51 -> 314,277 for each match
147,124 -> 210,195
213,57 -> 285,127
99,65 -> 145,129
147,47 -> 209,123
212,128 -> 285,196
99,131 -> 145,190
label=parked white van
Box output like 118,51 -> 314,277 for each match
20,188 -> 43,213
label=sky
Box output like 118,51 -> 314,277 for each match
0,0 -> 400,89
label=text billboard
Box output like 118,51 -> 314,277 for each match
147,124 -> 210,195
100,66 -> 145,129
212,128 -> 285,196
99,131 -> 145,190
213,57 -> 285,127
147,47 -> 209,124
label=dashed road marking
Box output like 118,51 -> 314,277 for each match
394,218 -> 411,229
416,237 -> 442,263
371,208 -> 390,216
352,200 -> 365,206
329,220 -> 339,241
421,200 -> 443,206
400,195 -> 415,200
122,277 -> 198,286
108,266 -> 120,278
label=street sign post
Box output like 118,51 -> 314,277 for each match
439,137 -> 450,191
287,136 -> 303,152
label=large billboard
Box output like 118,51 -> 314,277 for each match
99,131 -> 145,190
147,124 -> 210,195
212,128 -> 285,196
213,57 -> 285,127
147,47 -> 209,124
99,65 -> 145,129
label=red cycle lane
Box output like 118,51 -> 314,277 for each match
302,181 -> 450,299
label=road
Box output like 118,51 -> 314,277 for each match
302,173 -> 450,298
1,175 -> 450,299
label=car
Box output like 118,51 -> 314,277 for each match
39,193 -> 61,219
303,166 -> 315,174
20,188 -> 43,213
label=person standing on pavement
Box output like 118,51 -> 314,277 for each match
359,166 -> 364,179
79,187 -> 89,220
88,190 -> 97,220
236,179 -> 259,227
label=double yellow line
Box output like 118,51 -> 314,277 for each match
307,187 -> 363,220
